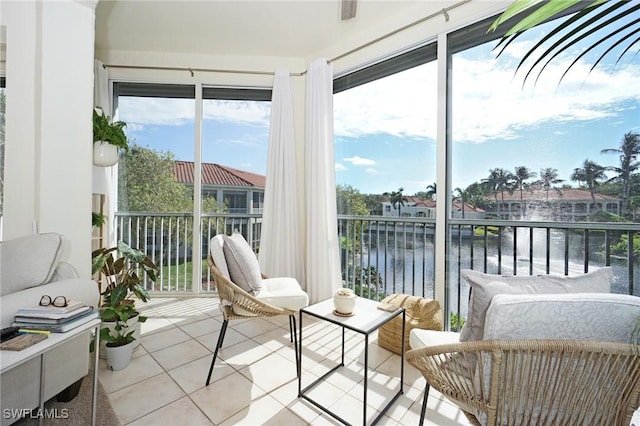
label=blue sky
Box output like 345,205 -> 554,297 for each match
119,16 -> 640,196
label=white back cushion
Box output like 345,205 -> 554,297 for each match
209,235 -> 230,279
0,233 -> 64,296
222,233 -> 263,294
483,292 -> 640,343
460,268 -> 612,343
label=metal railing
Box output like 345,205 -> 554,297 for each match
115,212 -> 639,325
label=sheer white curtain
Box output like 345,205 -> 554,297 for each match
305,59 -> 341,303
92,59 -> 117,247
258,69 -> 305,285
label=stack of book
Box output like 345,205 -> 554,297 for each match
13,300 -> 99,333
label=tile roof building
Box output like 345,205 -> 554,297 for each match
174,161 -> 265,214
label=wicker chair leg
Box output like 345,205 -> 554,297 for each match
206,319 -> 229,386
419,382 -> 430,426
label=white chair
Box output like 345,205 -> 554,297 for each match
205,233 -> 309,386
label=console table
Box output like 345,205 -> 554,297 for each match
0,319 -> 101,426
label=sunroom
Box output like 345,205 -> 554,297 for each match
1,0 -> 639,425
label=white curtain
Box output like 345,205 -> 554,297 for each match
258,69 -> 305,285
305,59 -> 342,303
92,59 -> 117,247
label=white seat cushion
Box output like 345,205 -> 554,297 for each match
232,277 -> 309,316
223,233 -> 263,294
410,329 -> 460,350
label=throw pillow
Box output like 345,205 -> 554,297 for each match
222,233 -> 263,294
460,267 -> 611,343
209,235 -> 231,280
0,233 -> 64,296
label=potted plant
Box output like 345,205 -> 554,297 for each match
92,108 -> 128,167
101,304 -> 136,371
92,241 -> 158,353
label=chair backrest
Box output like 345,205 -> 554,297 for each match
478,293 -> 640,425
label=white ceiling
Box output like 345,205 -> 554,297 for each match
95,0 -> 455,59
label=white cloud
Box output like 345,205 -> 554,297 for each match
343,156 -> 376,166
334,52 -> 639,145
335,163 -> 348,171
118,97 -> 270,133
365,168 -> 381,175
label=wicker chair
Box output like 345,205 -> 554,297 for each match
205,253 -> 308,386
406,339 -> 640,426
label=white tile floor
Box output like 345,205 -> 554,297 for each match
98,297 -> 471,426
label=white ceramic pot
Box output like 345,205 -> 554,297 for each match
93,141 -> 119,166
333,288 -> 356,314
105,341 -> 134,371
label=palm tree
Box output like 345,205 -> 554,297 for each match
383,187 -> 406,217
513,166 -> 536,218
488,0 -> 640,87
425,182 -> 437,201
601,132 -> 640,217
482,168 -> 515,217
538,168 -> 564,200
570,159 -> 607,208
453,187 -> 467,218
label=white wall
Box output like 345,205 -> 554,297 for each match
1,0 -> 97,276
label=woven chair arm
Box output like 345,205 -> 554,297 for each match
207,255 -> 294,319
406,339 -> 640,426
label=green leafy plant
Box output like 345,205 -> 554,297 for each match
93,109 -> 129,151
450,312 -> 466,332
92,212 -> 107,228
92,241 -> 158,321
100,305 -> 136,347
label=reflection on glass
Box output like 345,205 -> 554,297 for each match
1,24 -> 6,229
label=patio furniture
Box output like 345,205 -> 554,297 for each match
298,297 -> 405,425
205,234 -> 309,386
406,291 -> 640,426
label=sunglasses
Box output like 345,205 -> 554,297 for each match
39,295 -> 68,308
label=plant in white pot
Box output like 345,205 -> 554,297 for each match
93,109 -> 128,166
92,241 -> 158,355
100,304 -> 136,371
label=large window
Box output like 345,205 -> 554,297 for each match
114,83 -> 271,292
447,12 -> 640,315
333,42 -> 438,298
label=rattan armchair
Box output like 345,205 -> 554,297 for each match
205,255 -> 303,386
406,339 -> 640,426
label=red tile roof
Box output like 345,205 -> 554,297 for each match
174,161 -> 266,188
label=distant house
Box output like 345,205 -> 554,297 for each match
490,188 -> 621,221
381,196 -> 485,219
174,161 -> 265,214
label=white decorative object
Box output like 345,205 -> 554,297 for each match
93,141 -> 119,166
105,341 -> 134,371
333,288 -> 356,315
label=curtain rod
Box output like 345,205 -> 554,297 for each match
103,0 -> 470,77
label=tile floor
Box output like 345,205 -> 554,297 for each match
98,297 -> 471,426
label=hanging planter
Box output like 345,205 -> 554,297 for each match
92,109 -> 128,167
93,141 -> 119,166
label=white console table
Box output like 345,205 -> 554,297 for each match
0,319 -> 101,426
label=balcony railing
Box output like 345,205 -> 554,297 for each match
115,212 -> 639,327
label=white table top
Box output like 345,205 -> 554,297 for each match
301,297 -> 403,334
0,318 -> 101,374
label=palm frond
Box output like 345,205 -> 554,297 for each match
489,0 -> 640,87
